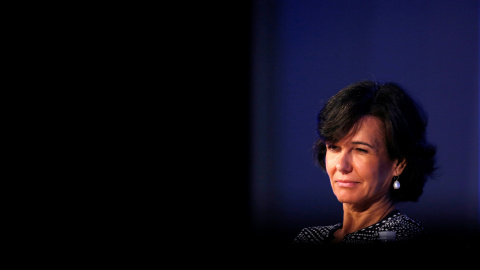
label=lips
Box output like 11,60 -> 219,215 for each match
335,180 -> 360,187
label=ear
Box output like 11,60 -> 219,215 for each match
394,159 -> 407,176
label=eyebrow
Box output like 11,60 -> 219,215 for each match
351,141 -> 375,149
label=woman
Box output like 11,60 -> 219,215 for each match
293,80 -> 437,246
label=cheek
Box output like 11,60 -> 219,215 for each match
361,158 -> 395,185
378,161 -> 396,184
324,153 -> 336,176
352,156 -> 385,182
353,158 -> 370,174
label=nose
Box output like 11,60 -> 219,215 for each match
336,152 -> 352,174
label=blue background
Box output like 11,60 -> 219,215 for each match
249,0 -> 479,244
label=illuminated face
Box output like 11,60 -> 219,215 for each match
325,116 -> 403,208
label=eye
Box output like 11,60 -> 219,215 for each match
327,145 -> 340,152
355,148 -> 368,153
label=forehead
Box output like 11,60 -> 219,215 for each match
342,115 -> 386,146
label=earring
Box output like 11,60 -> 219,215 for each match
393,176 -> 400,189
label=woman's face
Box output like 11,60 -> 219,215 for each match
325,115 -> 403,208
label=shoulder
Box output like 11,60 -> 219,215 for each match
292,223 -> 341,244
380,211 -> 425,241
383,211 -> 424,229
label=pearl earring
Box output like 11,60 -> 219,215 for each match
393,176 -> 400,189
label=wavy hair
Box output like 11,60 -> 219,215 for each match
314,80 -> 437,202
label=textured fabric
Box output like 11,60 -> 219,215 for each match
293,210 -> 425,245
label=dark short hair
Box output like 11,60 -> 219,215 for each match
313,80 -> 437,202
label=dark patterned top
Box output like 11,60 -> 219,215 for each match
292,210 -> 425,245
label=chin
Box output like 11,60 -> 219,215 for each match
337,198 -> 359,204
335,193 -> 362,204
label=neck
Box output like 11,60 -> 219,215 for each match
340,198 -> 396,236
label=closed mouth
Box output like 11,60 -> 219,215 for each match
335,180 -> 360,187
